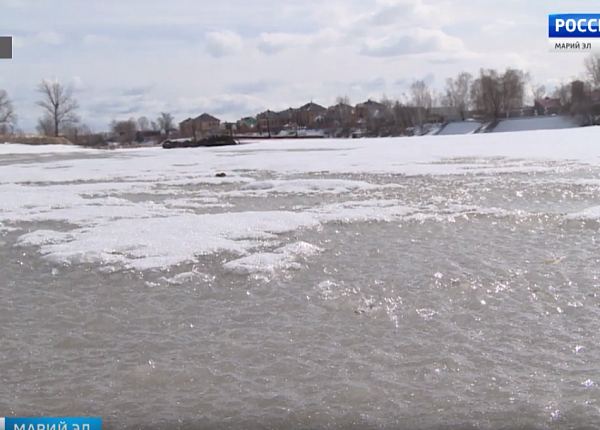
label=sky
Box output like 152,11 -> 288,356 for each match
0,0 -> 597,132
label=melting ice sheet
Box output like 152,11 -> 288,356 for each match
2,127 -> 600,275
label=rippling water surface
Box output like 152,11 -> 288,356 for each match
2,137 -> 600,430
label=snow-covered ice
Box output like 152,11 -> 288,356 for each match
2,126 -> 600,274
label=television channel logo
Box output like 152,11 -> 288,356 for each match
549,14 -> 600,52
0,417 -> 102,430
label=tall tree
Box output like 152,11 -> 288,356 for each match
500,68 -> 529,117
36,79 -> 79,137
111,119 -> 137,143
584,53 -> 600,89
470,69 -> 503,120
36,115 -> 54,136
0,89 -> 16,133
551,80 -> 571,110
531,83 -> 546,101
62,123 -> 92,145
137,116 -> 150,131
409,80 -> 433,126
442,71 -> 473,119
335,95 -> 352,126
157,112 -> 175,136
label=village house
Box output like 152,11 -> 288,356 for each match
256,108 -> 297,134
294,102 -> 327,127
179,113 -> 221,138
326,102 -> 356,127
278,108 -> 296,129
533,97 -> 561,116
355,99 -> 392,123
236,116 -> 257,133
256,110 -> 281,133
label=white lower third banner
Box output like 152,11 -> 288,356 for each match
549,38 -> 600,52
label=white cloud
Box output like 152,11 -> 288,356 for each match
10,31 -> 63,49
360,28 -> 465,57
82,34 -> 112,46
482,19 -> 516,34
71,76 -> 84,91
204,30 -> 243,57
257,33 -> 298,55
257,29 -> 340,54
36,31 -> 62,45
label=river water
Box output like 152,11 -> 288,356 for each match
2,137 -> 600,430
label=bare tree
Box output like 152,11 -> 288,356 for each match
379,94 -> 395,122
137,116 -> 150,131
531,83 -> 546,101
442,71 -> 473,119
409,80 -> 433,126
393,100 -> 414,131
0,89 -> 16,133
36,79 -> 80,137
111,119 -> 137,143
552,80 -> 571,111
190,120 -> 198,142
63,123 -> 92,145
150,120 -> 160,132
335,95 -> 350,105
584,53 -> 600,89
335,95 -> 352,126
157,112 -> 175,136
470,69 -> 503,120
36,115 -> 55,136
500,68 -> 529,117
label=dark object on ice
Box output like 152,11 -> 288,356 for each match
215,172 -> 226,177
162,135 -> 240,149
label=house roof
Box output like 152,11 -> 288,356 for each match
299,102 -> 326,111
357,99 -> 387,109
258,110 -> 279,118
195,113 -> 220,122
239,116 -> 257,125
277,108 -> 295,118
328,103 -> 354,111
535,98 -> 561,109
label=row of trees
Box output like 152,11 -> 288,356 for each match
404,52 -> 599,122
327,53 -> 600,135
109,113 -> 175,144
0,53 -> 599,142
0,79 -> 178,144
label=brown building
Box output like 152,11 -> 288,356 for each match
236,117 -> 258,133
256,110 -> 281,133
179,113 -> 221,138
294,102 -> 327,127
355,99 -> 391,122
326,103 -> 356,126
256,109 -> 297,134
533,98 -> 561,115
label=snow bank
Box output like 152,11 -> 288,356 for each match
0,143 -> 97,154
437,121 -> 483,135
492,116 -> 579,133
